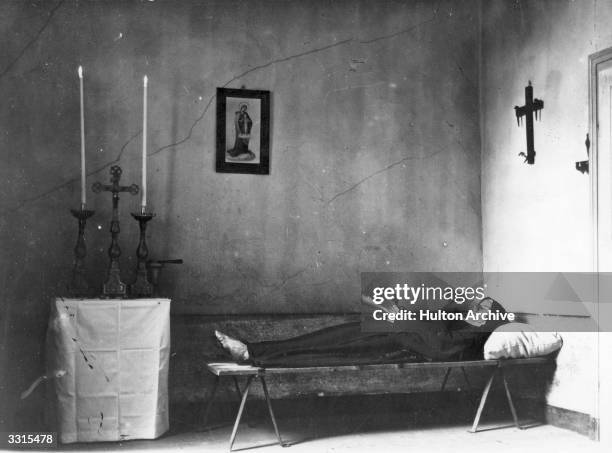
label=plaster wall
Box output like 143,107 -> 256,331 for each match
0,0 -> 482,430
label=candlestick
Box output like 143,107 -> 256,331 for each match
78,65 -> 86,207
130,211 -> 155,297
68,206 -> 95,297
142,75 -> 148,211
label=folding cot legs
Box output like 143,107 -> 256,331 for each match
469,366 -> 524,432
202,360 -> 542,451
202,373 -> 286,451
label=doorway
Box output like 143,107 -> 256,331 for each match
589,47 -> 612,444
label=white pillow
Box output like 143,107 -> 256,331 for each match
483,322 -> 563,360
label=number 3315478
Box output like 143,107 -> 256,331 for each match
5,433 -> 55,446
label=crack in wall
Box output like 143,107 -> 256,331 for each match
326,148 -> 446,205
3,130 -> 141,214
7,1 -> 452,213
149,37 -> 354,158
358,11 -> 441,44
0,0 -> 65,80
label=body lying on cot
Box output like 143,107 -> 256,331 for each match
206,297 -> 559,450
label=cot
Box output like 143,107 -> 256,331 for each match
203,357 -> 553,451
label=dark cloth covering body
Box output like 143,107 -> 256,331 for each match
246,317 -> 502,367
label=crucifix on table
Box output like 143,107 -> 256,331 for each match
92,165 -> 139,297
514,81 -> 544,165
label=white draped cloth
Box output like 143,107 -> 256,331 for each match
47,298 -> 170,443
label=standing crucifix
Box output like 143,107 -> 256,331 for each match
514,81 -> 544,165
92,165 -> 139,297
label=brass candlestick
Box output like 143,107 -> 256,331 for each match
130,211 -> 155,297
68,206 -> 95,297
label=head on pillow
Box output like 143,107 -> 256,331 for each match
460,297 -> 509,332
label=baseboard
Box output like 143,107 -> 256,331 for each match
545,405 -> 599,440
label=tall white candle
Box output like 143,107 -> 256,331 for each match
142,75 -> 148,212
78,65 -> 86,208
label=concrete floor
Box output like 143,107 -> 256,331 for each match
57,413 -> 604,453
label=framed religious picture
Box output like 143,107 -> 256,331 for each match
216,88 -> 270,174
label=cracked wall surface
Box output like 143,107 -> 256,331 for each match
0,0 -> 482,430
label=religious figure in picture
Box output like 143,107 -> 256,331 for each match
227,102 -> 256,161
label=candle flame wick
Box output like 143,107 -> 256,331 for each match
78,66 -> 83,78
144,75 -> 148,86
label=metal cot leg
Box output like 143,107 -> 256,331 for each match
260,376 -> 286,447
501,369 -> 523,430
469,368 -> 497,433
229,375 -> 255,452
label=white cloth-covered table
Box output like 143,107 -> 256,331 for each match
47,298 -> 170,443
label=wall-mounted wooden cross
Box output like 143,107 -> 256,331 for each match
514,81 -> 544,165
92,165 -> 139,297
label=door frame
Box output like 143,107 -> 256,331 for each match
588,48 -> 612,278
588,46 -> 612,443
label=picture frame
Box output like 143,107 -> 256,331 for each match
216,88 -> 270,174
